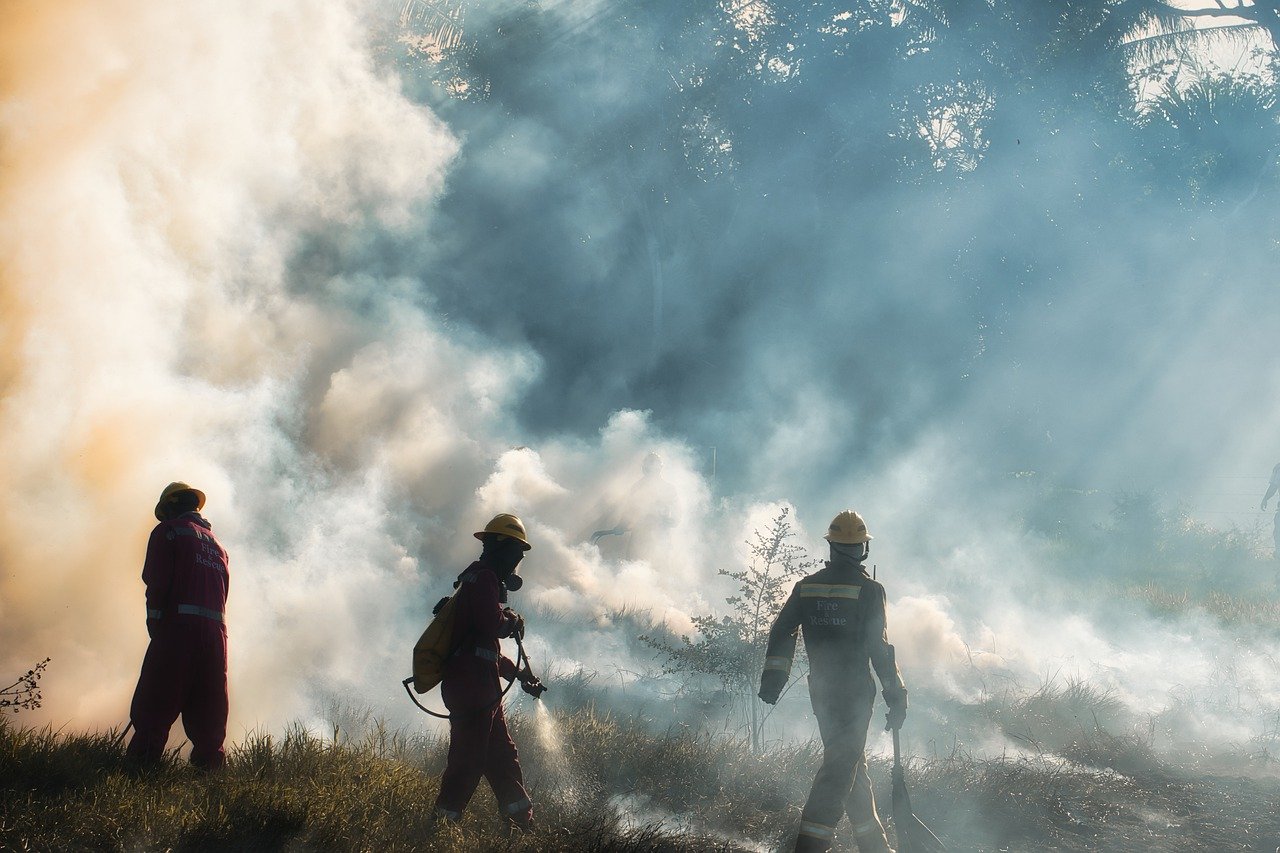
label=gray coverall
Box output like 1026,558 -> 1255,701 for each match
760,561 -> 908,853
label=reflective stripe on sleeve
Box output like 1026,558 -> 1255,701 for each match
854,818 -> 883,835
799,583 -> 861,600
146,608 -> 163,620
798,820 -> 836,840
473,647 -> 498,662
176,604 -> 225,623
763,656 -> 792,672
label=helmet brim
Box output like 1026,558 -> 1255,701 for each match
824,532 -> 873,543
154,485 -> 206,521
474,531 -> 532,551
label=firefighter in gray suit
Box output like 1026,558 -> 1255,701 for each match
759,510 -> 908,853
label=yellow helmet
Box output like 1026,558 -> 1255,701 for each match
474,513 -> 532,550
824,510 -> 872,544
154,481 -> 206,521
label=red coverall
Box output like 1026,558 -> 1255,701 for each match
126,512 -> 230,769
434,561 -> 533,827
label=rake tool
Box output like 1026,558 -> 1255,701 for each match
891,727 -> 945,853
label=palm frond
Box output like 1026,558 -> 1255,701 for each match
1123,20 -> 1264,66
399,0 -> 466,56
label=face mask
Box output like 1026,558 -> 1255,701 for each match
504,573 -> 524,592
831,541 -> 868,563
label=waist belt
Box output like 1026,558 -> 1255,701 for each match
177,604 -> 225,623
449,646 -> 499,662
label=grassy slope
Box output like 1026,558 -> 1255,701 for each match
3,702 -> 1279,852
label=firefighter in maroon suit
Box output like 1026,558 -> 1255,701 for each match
433,513 -> 543,830
126,482 -> 230,770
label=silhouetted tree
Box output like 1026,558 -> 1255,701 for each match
642,507 -> 815,752
1,658 -> 49,715
1127,0 -> 1280,59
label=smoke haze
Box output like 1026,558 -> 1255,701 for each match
3,0 -> 1280,782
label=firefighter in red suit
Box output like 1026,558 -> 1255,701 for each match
126,482 -> 230,770
433,513 -> 543,830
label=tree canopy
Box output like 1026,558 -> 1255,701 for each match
374,0 -> 1280,492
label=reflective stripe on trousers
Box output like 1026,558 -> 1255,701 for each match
503,797 -> 532,815
798,820 -> 835,840
854,818 -> 883,836
799,684 -> 890,851
434,690 -> 532,825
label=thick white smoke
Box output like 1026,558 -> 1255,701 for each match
0,0 -> 465,730
0,0 -> 729,738
4,0 -> 1278,780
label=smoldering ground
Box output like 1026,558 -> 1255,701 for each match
2,0 -> 1280,834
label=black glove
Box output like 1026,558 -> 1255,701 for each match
758,669 -> 786,705
503,607 -> 525,640
883,687 -> 909,731
520,674 -> 547,698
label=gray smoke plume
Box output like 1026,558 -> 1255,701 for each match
2,0 -> 1279,775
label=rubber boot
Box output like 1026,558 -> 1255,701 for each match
853,820 -> 895,853
425,806 -> 460,835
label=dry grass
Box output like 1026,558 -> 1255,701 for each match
1121,582 -> 1280,627
0,711 -> 776,852
3,700 -> 1280,852
910,743 -> 1280,852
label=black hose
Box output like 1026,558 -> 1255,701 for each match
402,636 -> 528,720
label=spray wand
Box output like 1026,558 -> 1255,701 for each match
519,658 -> 547,699
514,622 -> 547,699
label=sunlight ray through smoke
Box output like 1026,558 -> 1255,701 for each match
3,1 -> 1280,798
